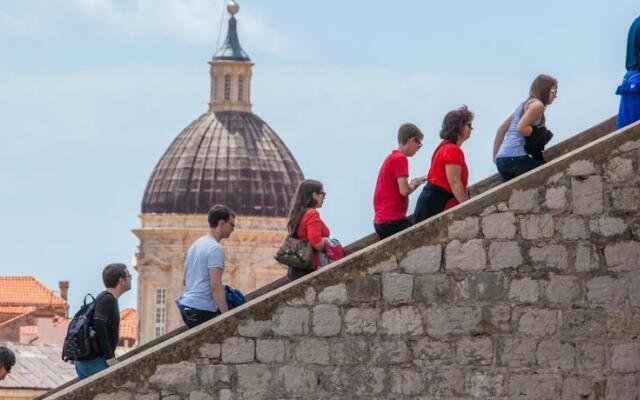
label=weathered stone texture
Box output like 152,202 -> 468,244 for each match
520,214 -> 554,240
488,241 -> 523,270
399,245 -> 441,273
381,273 -> 413,303
445,239 -> 486,271
572,176 -> 604,216
447,216 -> 480,240
482,212 -> 517,239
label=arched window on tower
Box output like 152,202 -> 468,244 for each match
224,74 -> 231,101
238,75 -> 245,102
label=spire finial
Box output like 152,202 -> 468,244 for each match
227,0 -> 239,17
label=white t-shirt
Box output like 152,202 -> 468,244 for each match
177,235 -> 225,312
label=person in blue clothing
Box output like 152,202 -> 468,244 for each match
616,16 -> 640,129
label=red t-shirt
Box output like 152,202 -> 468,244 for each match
427,141 -> 469,210
373,150 -> 410,224
296,208 -> 330,269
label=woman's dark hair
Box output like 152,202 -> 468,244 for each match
102,263 -> 128,288
287,179 -> 323,235
528,74 -> 558,106
208,204 -> 236,228
440,105 -> 474,143
625,16 -> 640,71
0,346 -> 15,372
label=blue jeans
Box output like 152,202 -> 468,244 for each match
496,156 -> 541,182
75,356 -> 108,379
177,302 -> 220,328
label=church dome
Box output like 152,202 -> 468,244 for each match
141,111 -> 304,217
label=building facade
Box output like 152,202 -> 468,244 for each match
134,2 -> 304,344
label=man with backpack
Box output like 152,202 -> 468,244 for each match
0,346 -> 16,381
176,204 -> 235,328
73,263 -> 131,379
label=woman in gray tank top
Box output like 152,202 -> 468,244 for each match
492,74 -> 558,181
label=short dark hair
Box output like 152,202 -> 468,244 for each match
208,204 -> 236,228
102,263 -> 128,288
0,346 -> 16,372
397,123 -> 424,145
440,105 -> 474,142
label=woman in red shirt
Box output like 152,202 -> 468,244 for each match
413,106 -> 474,224
286,179 -> 330,280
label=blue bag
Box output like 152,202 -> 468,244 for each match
224,284 -> 246,309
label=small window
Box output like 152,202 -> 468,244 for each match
212,74 -> 217,101
238,75 -> 244,102
224,74 -> 231,101
154,288 -> 166,338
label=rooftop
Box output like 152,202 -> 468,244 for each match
0,342 -> 75,390
0,276 -> 67,311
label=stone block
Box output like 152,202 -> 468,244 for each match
188,392 -> 212,400
508,188 -> 539,212
343,307 -> 379,335
346,276 -> 381,302
488,241 -> 523,270
426,306 -> 480,337
520,214 -> 554,240
222,337 -> 255,364
331,338 -> 369,365
562,376 -> 596,400
482,212 -> 517,239
612,187 -> 640,211
586,276 -> 627,305
509,278 -> 540,303
382,273 -> 414,303
256,339 -> 285,363
286,286 -> 316,306
445,239 -> 486,271
272,307 -> 310,336
216,390 -> 233,400
135,395 -> 160,400
612,343 -> 640,372
381,306 -> 423,335
606,157 -> 635,182
198,364 -> 230,387
629,272 -> 640,307
605,373 -> 640,400
237,319 -> 272,337
317,283 -> 348,304
517,308 -> 557,336
567,160 -> 596,176
497,338 -> 536,367
456,337 -> 493,365
466,272 -> 507,301
390,368 -> 425,395
507,374 -> 558,400
572,176 -> 603,216
606,308 -> 640,338
575,243 -> 601,272
605,241 -> 640,272
589,215 -> 628,237
410,338 -> 452,362
559,308 -> 606,338
480,304 -> 512,334
545,186 -> 568,210
327,367 -> 385,395
277,365 -> 317,393
578,342 -> 605,370
199,343 -> 221,359
529,244 -> 569,270
545,275 -> 581,304
295,338 -> 330,365
423,367 -> 465,396
448,216 -> 480,240
367,256 -> 398,274
236,364 -> 272,389
414,274 -> 452,304
312,304 -> 341,336
399,245 -> 441,273
537,339 -> 576,370
371,339 -> 410,365
469,373 -> 504,398
149,362 -> 197,392
561,216 -> 589,240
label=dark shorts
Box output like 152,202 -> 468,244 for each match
496,156 -> 542,182
374,218 -> 412,239
413,183 -> 454,224
177,303 -> 220,329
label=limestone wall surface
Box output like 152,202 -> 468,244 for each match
43,119 -> 640,400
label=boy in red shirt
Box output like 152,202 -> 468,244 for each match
373,123 -> 427,239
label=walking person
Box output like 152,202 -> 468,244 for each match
616,16 -> 640,129
413,106 -> 474,224
177,204 -> 235,329
286,180 -> 331,281
74,263 -> 132,379
0,346 -> 16,381
373,123 -> 427,239
493,74 -> 558,181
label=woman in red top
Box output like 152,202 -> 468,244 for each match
413,106 -> 473,224
286,179 -> 330,280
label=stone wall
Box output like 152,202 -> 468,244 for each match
45,120 -> 640,399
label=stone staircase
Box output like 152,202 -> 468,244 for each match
42,116 -> 640,399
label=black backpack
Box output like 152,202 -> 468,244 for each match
62,294 -> 98,362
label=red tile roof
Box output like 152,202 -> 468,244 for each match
0,306 -> 37,315
119,308 -> 137,341
0,276 -> 68,311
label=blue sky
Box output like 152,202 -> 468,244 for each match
0,0 -> 636,311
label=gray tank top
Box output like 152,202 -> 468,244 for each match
496,100 -> 544,158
